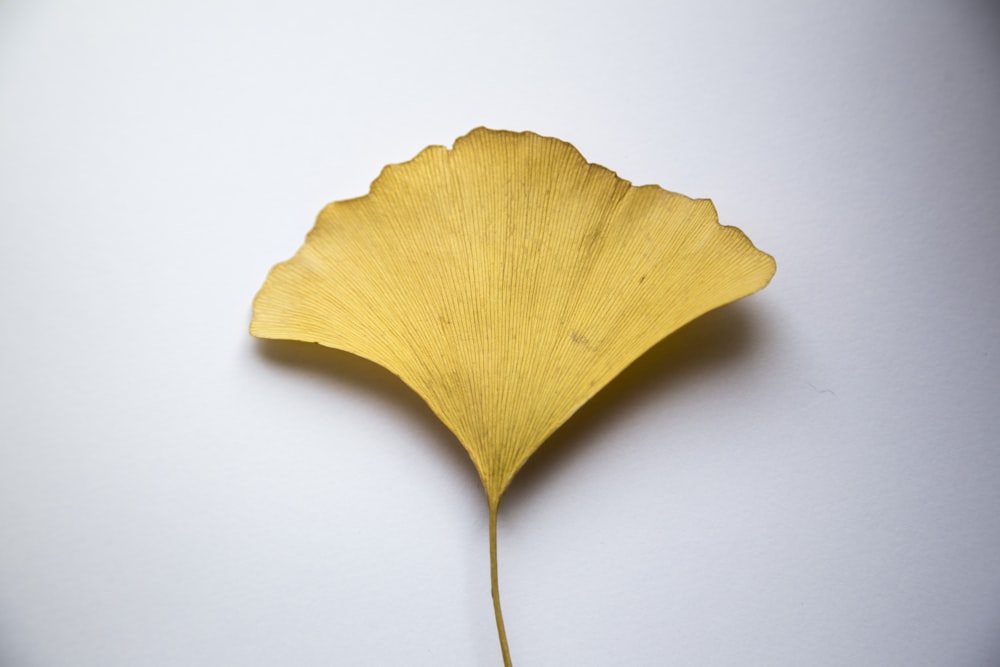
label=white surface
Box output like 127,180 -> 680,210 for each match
2,1 -> 999,665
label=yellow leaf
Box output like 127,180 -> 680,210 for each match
251,127 -> 775,665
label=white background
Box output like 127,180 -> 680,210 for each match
2,1 -> 999,665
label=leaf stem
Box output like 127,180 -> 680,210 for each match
489,501 -> 513,667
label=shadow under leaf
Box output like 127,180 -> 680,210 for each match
504,300 -> 767,513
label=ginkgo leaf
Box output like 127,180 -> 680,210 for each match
251,127 -> 776,665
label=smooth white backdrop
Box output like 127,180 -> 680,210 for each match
2,1 -> 999,665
